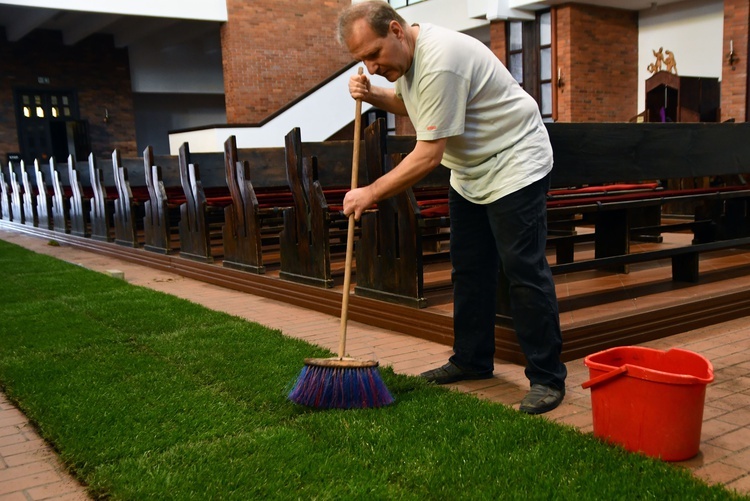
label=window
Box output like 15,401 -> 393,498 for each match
539,12 -> 552,118
18,91 -> 74,123
506,11 -> 553,120
388,0 -> 426,7
13,88 -> 84,163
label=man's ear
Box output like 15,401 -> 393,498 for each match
389,20 -> 403,40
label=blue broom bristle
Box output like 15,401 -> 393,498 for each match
288,364 -> 394,409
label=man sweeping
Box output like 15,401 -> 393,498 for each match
337,0 -> 567,414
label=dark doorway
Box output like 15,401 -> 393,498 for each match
13,88 -> 91,164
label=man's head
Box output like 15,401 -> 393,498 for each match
337,0 -> 414,82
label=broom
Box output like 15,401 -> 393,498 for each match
288,68 -> 394,409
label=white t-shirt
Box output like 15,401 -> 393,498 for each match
394,23 -> 553,204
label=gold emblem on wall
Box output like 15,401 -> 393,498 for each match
648,47 -> 678,75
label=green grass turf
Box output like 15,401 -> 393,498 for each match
0,239 -> 744,500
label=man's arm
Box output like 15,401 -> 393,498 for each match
362,86 -> 409,116
343,138 -> 446,220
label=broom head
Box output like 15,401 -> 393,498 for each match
288,357 -> 394,409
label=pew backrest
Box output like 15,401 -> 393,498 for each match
547,122 -> 750,188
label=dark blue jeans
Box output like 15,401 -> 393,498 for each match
448,174 -> 567,390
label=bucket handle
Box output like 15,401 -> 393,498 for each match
581,365 -> 628,389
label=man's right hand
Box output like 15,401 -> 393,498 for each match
343,186 -> 376,221
349,72 -> 370,101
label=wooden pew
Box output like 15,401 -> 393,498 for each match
222,136 -> 263,272
87,154 -> 116,242
63,153 -> 117,240
142,146 -> 183,254
544,122 -> 750,267
496,121 -> 750,319
221,136 -> 289,273
67,155 -> 91,238
4,159 -> 54,229
354,118 -> 450,308
111,148 -> 185,250
116,141 -> 288,265
111,150 -> 149,247
32,160 -> 53,230
0,164 -> 11,221
354,119 -> 420,306
49,157 -> 72,234
19,161 -> 38,228
278,128 -> 354,287
176,142 -> 280,264
176,143 -> 234,263
8,162 -> 25,224
350,120 -> 750,311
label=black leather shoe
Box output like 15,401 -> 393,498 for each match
519,384 -> 565,415
420,362 -> 493,385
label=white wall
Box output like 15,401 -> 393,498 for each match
637,0 -> 723,113
0,0 -> 227,21
129,30 -> 225,94
398,0 -> 489,33
134,94 -> 226,155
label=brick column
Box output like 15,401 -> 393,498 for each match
555,7 -> 572,122
555,4 -> 638,122
722,0 -> 749,122
489,20 -> 507,66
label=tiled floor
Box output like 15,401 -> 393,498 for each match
2,228 -> 750,499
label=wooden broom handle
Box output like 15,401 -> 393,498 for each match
338,67 -> 364,359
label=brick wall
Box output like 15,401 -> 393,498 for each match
0,29 -> 137,160
0,29 -> 17,160
722,0 -> 749,122
221,0 -> 354,124
555,8 -> 571,122
555,4 -> 638,122
489,20 -> 507,65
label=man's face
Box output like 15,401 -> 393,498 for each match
345,19 -> 411,82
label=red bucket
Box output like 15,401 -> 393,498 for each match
582,346 -> 714,461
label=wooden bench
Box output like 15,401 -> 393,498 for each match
111,150 -> 148,247
545,184 -> 750,265
108,140 -> 293,270
495,121 -> 750,319
66,155 -> 92,238
544,122 -> 750,266
110,148 -> 186,251
179,143 -> 290,266
141,147 -> 184,254
175,143 -> 230,263
88,154 -> 117,242
56,153 -> 118,241
34,161 -> 54,230
48,157 -> 72,234
278,127 -> 357,288
19,161 -> 40,228
552,236 -> 750,281
221,136 -> 290,273
354,118 -> 451,308
0,164 -> 12,221
7,159 -> 61,231
8,162 -> 26,225
175,141 -> 293,266
348,120 -> 750,311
